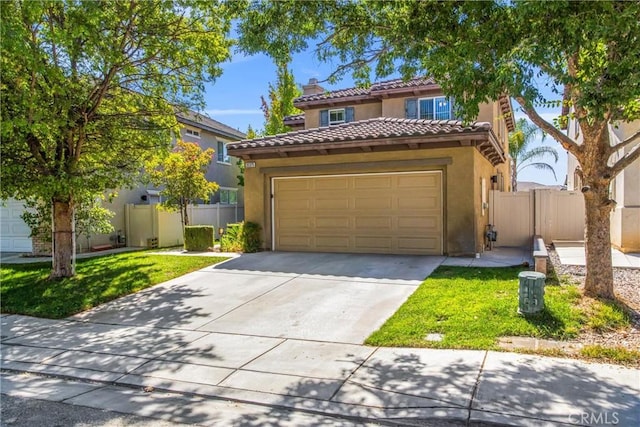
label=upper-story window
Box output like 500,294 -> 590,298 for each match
419,97 -> 452,120
185,128 -> 201,138
329,109 -> 345,125
320,107 -> 355,127
217,141 -> 230,163
406,97 -> 454,120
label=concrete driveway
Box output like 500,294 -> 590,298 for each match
72,252 -> 444,344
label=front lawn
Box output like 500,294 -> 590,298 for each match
1,251 -> 228,318
366,266 -> 634,364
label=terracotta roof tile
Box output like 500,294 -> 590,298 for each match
228,117 -> 490,150
371,76 -> 437,92
283,113 -> 305,124
294,77 -> 439,103
295,86 -> 370,103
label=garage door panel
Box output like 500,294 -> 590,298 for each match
279,235 -> 313,248
315,198 -> 349,210
314,178 -> 349,190
316,236 -> 350,249
1,199 -> 33,253
355,236 -> 392,250
274,172 -> 442,255
355,197 -> 390,210
316,216 -> 350,229
354,176 -> 392,189
355,216 -> 392,229
278,217 -> 312,229
397,175 -> 437,188
278,179 -> 311,191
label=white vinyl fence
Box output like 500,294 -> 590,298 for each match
125,204 -> 243,248
489,189 -> 585,247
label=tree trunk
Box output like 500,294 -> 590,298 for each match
183,202 -> 189,226
51,199 -> 75,278
583,186 -> 614,299
580,124 -> 615,299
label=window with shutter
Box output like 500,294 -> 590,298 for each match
320,109 -> 329,127
345,107 -> 355,122
405,98 -> 418,119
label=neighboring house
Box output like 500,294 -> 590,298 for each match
516,181 -> 565,192
566,118 -> 640,252
0,111 -> 245,254
228,77 -> 514,256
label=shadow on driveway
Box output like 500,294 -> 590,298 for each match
212,252 -> 444,284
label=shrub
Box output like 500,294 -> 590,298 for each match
220,221 -> 262,253
220,223 -> 242,252
241,221 -> 261,253
184,226 -> 214,251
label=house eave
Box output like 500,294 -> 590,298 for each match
229,131 -> 506,166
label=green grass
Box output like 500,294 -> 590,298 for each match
1,251 -> 228,318
580,345 -> 640,365
366,266 -> 591,349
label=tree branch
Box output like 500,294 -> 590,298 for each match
611,128 -> 640,152
610,143 -> 640,175
514,96 -> 580,155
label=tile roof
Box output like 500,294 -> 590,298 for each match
228,117 -> 491,149
295,86 -> 370,103
177,110 -> 245,140
371,76 -> 437,92
282,113 -> 305,124
294,77 -> 438,103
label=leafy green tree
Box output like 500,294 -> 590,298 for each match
146,141 -> 219,227
509,119 -> 559,191
1,0 -> 233,277
237,0 -> 640,299
260,62 -> 302,135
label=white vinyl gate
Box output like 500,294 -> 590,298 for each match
489,189 -> 585,247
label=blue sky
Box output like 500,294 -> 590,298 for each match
203,50 -> 567,186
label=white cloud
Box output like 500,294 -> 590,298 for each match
205,109 -> 263,116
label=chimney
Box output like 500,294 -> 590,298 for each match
302,78 -> 325,95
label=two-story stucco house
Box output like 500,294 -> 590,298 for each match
228,77 -> 514,256
0,111 -> 245,254
566,118 -> 640,253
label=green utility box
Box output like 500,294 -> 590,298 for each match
518,271 -> 546,314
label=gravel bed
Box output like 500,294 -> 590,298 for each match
547,245 -> 640,352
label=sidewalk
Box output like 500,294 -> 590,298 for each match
554,240 -> 640,269
2,314 -> 638,426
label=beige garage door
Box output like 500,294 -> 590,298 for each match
273,171 -> 443,255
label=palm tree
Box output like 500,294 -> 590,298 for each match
508,118 -> 559,191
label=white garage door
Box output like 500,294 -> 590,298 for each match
0,199 -> 33,252
273,171 -> 443,255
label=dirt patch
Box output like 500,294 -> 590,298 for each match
549,246 -> 639,359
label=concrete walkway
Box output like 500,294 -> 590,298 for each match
2,250 -> 638,426
554,240 -> 640,268
2,314 -> 637,426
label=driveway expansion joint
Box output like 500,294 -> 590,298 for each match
466,350 -> 488,424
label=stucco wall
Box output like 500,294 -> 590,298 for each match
303,102 -> 382,129
244,146 -> 491,256
473,149 -> 499,254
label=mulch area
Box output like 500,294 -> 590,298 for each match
547,245 -> 640,353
